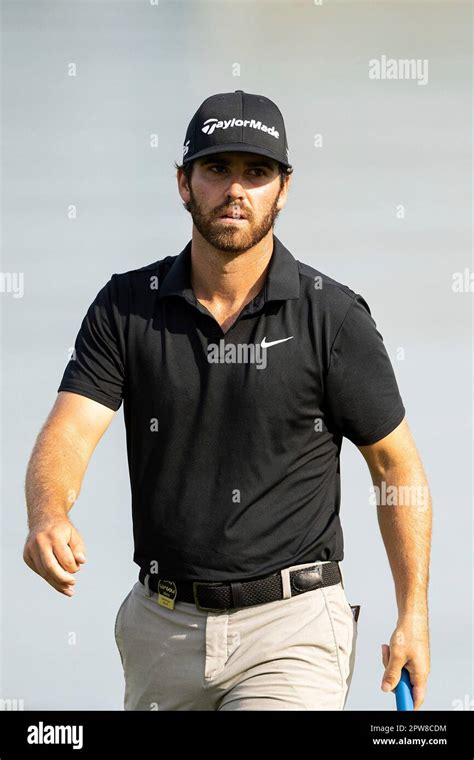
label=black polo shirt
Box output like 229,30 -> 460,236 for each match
57,235 -> 406,581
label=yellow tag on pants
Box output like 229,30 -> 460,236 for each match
157,579 -> 177,610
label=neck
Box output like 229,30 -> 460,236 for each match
189,228 -> 274,306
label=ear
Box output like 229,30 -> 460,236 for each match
177,167 -> 191,204
276,173 -> 292,211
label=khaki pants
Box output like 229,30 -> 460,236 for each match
114,561 -> 359,711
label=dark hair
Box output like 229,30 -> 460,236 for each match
173,158 -> 293,188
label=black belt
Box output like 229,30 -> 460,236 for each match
138,561 -> 342,612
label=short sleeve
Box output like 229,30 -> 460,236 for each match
324,294 -> 405,445
57,275 -> 126,411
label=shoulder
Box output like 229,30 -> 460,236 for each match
104,255 -> 178,302
295,257 -> 371,325
112,255 -> 175,285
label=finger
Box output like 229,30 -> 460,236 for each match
52,538 -> 81,573
29,545 -> 76,596
382,652 -> 406,692
406,666 -> 429,711
36,541 -> 78,586
24,543 -> 50,579
381,644 -> 390,668
68,531 -> 87,565
411,683 -> 426,711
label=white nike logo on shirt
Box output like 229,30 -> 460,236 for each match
261,336 -> 294,348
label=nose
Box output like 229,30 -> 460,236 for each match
226,186 -> 245,201
224,175 -> 247,200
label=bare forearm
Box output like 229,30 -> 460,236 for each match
25,423 -> 88,530
373,463 -> 432,618
358,419 -> 432,708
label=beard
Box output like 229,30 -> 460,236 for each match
185,185 -> 283,254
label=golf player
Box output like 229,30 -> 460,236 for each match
24,90 -> 431,711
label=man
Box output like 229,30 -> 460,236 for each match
23,90 -> 431,711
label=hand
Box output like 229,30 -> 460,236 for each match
381,614 -> 430,711
23,518 -> 87,596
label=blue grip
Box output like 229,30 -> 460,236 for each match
394,667 -> 414,710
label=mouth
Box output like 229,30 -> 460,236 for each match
219,208 -> 247,220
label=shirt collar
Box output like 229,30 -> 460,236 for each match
156,234 -> 300,304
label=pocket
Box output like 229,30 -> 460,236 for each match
337,583 -> 360,630
349,604 -> 361,626
322,584 -> 358,697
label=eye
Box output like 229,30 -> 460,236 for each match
208,165 -> 267,177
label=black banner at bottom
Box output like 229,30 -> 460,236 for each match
0,709 -> 471,757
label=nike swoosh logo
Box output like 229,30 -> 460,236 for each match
261,336 -> 294,349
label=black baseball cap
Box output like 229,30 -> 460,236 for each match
181,90 -> 292,171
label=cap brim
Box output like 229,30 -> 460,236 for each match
182,143 -> 292,170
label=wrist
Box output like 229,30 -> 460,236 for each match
397,602 -> 429,625
28,511 -> 70,532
